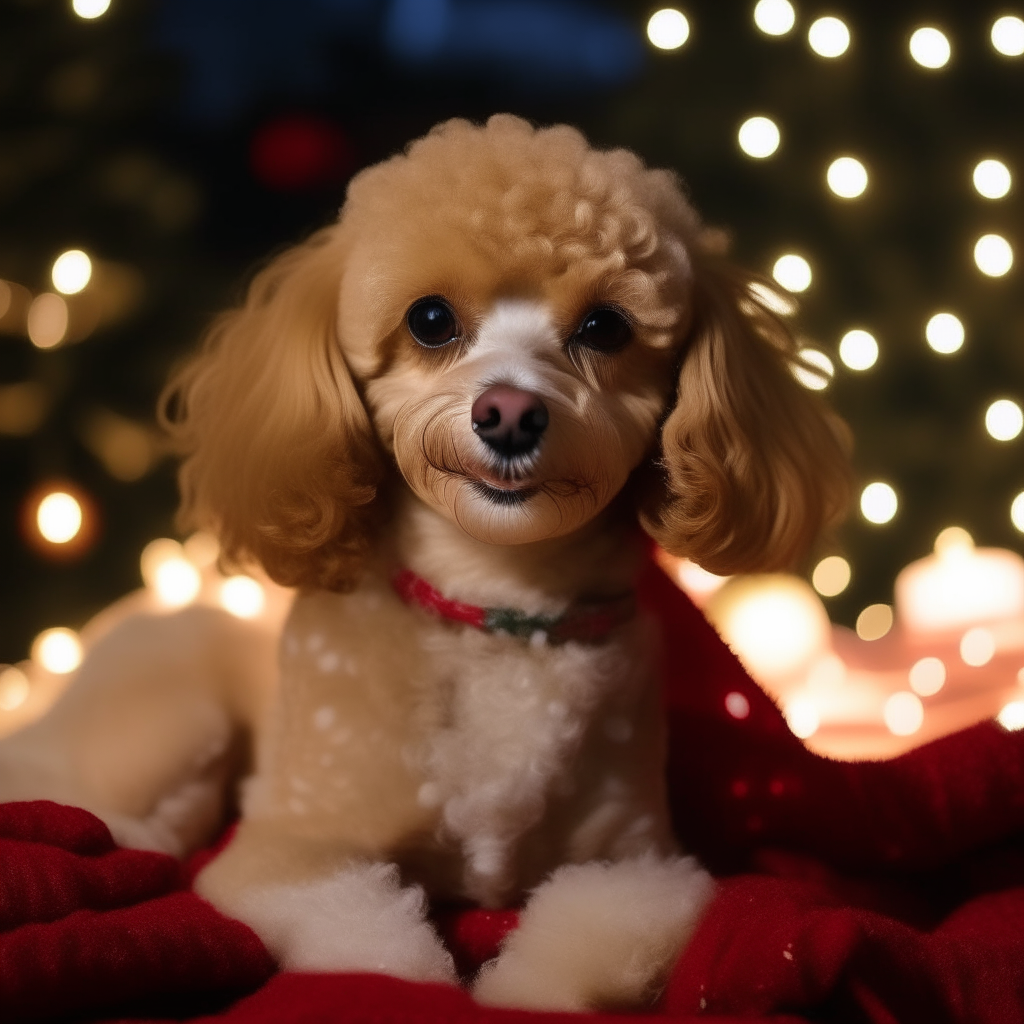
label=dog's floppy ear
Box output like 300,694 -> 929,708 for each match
639,248 -> 852,575
160,226 -> 384,591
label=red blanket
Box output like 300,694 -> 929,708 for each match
4,563 -> 1024,1023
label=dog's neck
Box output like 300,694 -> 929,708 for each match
388,488 -> 644,618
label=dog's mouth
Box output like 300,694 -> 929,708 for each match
470,480 -> 539,507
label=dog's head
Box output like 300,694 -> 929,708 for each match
163,115 -> 850,590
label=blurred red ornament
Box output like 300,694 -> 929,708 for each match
249,115 -> 352,191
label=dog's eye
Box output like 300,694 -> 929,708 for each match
407,297 -> 460,348
572,307 -> 632,354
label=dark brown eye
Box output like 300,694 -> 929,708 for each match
572,307 -> 632,353
407,297 -> 459,348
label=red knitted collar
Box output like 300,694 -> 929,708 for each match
391,568 -> 636,645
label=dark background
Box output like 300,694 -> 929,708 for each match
2,0 -> 1022,663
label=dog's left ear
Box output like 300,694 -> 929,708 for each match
639,248 -> 852,575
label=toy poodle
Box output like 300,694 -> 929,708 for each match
0,115 -> 849,1011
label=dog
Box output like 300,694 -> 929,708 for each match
0,115 -> 849,1011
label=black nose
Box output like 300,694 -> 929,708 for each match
471,385 -> 549,458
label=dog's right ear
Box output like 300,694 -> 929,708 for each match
160,226 -> 384,591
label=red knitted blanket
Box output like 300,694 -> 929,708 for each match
3,562 -> 1024,1023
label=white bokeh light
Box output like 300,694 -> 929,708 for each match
961,627 -> 996,667
72,0 -> 112,18
772,254 -> 812,292
909,26 -> 951,68
27,294 -> 68,350
974,233 -> 1014,276
754,0 -> 795,36
998,700 -> 1024,731
51,250 -> 92,295
219,576 -> 266,619
992,15 -> 1024,57
826,156 -> 868,198
647,9 -> 690,49
793,348 -> 834,391
973,159 -> 1012,199
808,16 -> 850,58
141,538 -> 202,608
884,692 -> 924,736
784,697 -> 820,739
985,399 -> 1023,441
1012,491 -> 1024,532
909,657 -> 946,697
856,603 -> 893,641
860,482 -> 898,524
738,116 -> 781,158
812,555 -> 851,598
0,667 -> 30,711
925,312 -> 964,354
36,491 -> 82,544
32,628 -> 83,675
839,329 -> 879,370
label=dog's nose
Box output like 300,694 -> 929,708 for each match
471,385 -> 549,458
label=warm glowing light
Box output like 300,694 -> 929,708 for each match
961,627 -> 996,667
909,26 -> 951,68
784,697 -> 820,738
748,281 -> 796,316
675,560 -> 729,601
884,692 -> 924,736
1012,492 -> 1024,532
27,294 -> 68,349
0,667 -> 30,711
141,538 -> 201,608
826,156 -> 868,198
51,250 -> 92,294
998,700 -> 1024,731
707,576 -> 831,682
856,603 -> 893,641
794,348 -> 833,390
909,657 -> 946,697
974,233 -> 1014,276
32,628 -> 82,675
754,0 -> 795,36
925,312 -> 964,354
772,254 -> 812,292
184,531 -> 220,568
808,16 -> 850,58
738,116 -> 781,158
812,556 -> 851,598
860,482 -> 897,525
839,329 -> 878,370
985,399 -> 1023,441
933,525 -> 974,557
973,159 -> 1012,199
724,691 -> 750,719
72,0 -> 111,18
647,9 -> 690,49
35,491 -> 82,544
219,576 -> 265,619
992,15 -> 1024,57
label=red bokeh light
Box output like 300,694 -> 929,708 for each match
249,115 -> 353,191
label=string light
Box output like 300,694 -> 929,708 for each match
793,348 -> 833,390
860,482 -> 898,524
646,9 -> 690,50
985,399 -> 1023,441
998,700 -> 1024,731
960,626 -> 995,667
219,576 -> 265,619
991,15 -> 1024,57
856,603 -> 893,641
808,16 -> 850,58
925,312 -> 964,354
908,657 -> 946,697
826,156 -> 868,199
71,0 -> 111,18
974,233 -> 1013,276
772,253 -> 812,292
884,692 -> 924,736
812,555 -> 851,597
35,491 -> 82,544
32,628 -> 82,674
26,294 -> 68,349
973,159 -> 1012,199
909,26 -> 951,69
839,329 -> 878,370
738,116 -> 781,158
753,0 -> 795,37
0,667 -> 30,711
51,250 -> 92,295
1012,491 -> 1024,532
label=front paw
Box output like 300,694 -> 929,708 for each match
473,856 -> 714,1011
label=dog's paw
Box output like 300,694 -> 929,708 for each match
472,855 -> 714,1011
221,862 -> 457,984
